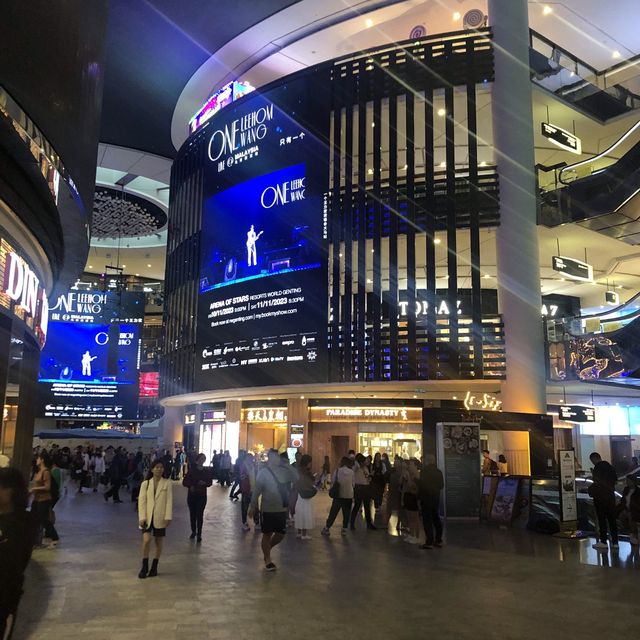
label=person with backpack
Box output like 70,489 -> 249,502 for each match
418,454 -> 444,550
321,456 -> 355,536
248,448 -> 297,571
29,451 -> 59,548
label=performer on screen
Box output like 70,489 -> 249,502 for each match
246,225 -> 263,267
81,350 -> 97,377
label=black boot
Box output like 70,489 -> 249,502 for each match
148,558 -> 159,577
138,558 -> 149,579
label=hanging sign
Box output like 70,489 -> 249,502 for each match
552,256 -> 593,282
558,405 -> 595,423
541,122 -> 582,155
605,290 -> 619,306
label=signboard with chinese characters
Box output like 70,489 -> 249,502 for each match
463,391 -> 501,412
309,406 -> 423,423
558,449 -> 578,525
541,122 -> 582,155
552,256 -> 593,282
243,407 -> 288,423
558,405 -> 595,423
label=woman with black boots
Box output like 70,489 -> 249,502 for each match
182,453 -> 212,542
137,460 -> 173,579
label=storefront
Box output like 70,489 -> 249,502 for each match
199,409 -> 225,462
242,406 -> 287,458
308,405 -> 423,472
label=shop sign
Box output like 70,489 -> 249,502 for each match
541,122 -> 582,155
605,290 -> 619,306
202,410 -> 225,422
552,256 -> 593,282
558,405 -> 595,423
290,424 -> 304,448
463,391 -> 502,412
310,407 -> 422,423
244,408 -> 287,423
558,449 -> 578,524
185,413 -> 196,425
0,244 -> 49,347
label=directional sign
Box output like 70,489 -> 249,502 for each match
541,122 -> 582,155
558,405 -> 596,423
552,256 -> 593,282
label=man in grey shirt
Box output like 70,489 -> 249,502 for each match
248,448 -> 298,571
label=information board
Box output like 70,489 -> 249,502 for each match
196,74 -> 329,390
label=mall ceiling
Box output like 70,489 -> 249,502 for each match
100,0 -> 640,160
100,0 -> 301,158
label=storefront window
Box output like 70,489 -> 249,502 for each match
358,432 -> 422,460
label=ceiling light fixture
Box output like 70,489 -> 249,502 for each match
483,274 -> 491,279
453,11 -> 461,20
542,5 -> 553,15
612,50 -> 621,59
434,238 -> 441,245
437,108 -> 446,117
439,161 -> 446,168
365,18 -> 373,28
147,264 -> 151,268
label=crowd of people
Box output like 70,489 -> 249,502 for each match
2,442 -> 639,637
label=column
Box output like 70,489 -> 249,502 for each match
13,335 -> 39,478
489,0 -> 547,414
287,398 -> 309,454
160,405 -> 184,450
225,400 -> 241,460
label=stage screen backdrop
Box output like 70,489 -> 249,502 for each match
37,291 -> 144,420
196,73 -> 330,390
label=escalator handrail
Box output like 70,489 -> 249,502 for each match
559,119 -> 640,185
558,289 -> 640,323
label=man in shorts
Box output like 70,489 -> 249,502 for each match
248,448 -> 297,571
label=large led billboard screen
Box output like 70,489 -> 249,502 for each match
196,74 -> 330,390
37,291 -> 144,420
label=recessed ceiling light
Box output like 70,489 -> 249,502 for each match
122,265 -> 126,268
88,265 -> 93,269
367,278 -> 372,283
612,50 -> 621,59
300,395 -> 305,399
542,5 -> 553,15
402,164 -> 408,170
453,11 -> 461,20
335,395 -> 339,398
479,161 -> 487,167
135,273 -> 139,276
147,264 -> 151,268
560,277 -> 566,281
437,108 -> 446,117
371,122 -> 375,128
367,168 -> 373,175
483,274 -> 491,279
439,161 -> 446,168
365,18 -> 373,28
434,238 -> 441,245
453,396 -> 457,400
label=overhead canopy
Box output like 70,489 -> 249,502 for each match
35,428 -> 156,440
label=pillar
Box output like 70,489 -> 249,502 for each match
13,336 -> 39,478
160,405 -> 184,450
287,398 -> 309,454
490,0 -> 547,414
225,400 -> 241,460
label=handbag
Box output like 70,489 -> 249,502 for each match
329,471 -> 340,499
299,487 -> 317,499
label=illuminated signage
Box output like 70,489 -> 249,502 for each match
189,80 -> 254,135
558,405 -> 596,423
202,410 -> 225,422
185,413 -> 196,425
541,122 -> 582,155
0,244 -> 49,347
290,424 -> 304,448
552,256 -> 593,282
605,290 -> 619,306
50,291 -> 144,324
463,391 -> 502,412
243,408 -> 287,423
309,407 -> 423,423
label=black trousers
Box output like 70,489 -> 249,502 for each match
326,498 -> 352,530
187,494 -> 207,535
350,485 -> 373,527
420,495 -> 443,545
32,500 -> 59,541
594,499 -> 618,544
104,479 -> 121,501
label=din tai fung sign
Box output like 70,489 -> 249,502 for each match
0,240 -> 49,347
309,407 -> 423,423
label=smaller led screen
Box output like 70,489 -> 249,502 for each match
139,372 -> 159,398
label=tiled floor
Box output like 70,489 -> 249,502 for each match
16,483 -> 640,639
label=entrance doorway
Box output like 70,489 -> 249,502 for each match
330,435 -> 349,471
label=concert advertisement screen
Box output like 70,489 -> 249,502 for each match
196,74 -> 329,390
37,291 -> 143,420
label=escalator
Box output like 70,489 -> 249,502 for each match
539,119 -> 640,242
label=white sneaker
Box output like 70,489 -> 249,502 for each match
592,542 -> 608,551
302,535 -> 312,540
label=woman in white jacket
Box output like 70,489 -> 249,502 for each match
137,460 -> 173,579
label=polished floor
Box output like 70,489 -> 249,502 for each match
17,483 -> 640,639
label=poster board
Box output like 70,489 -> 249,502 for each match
558,449 -> 578,528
